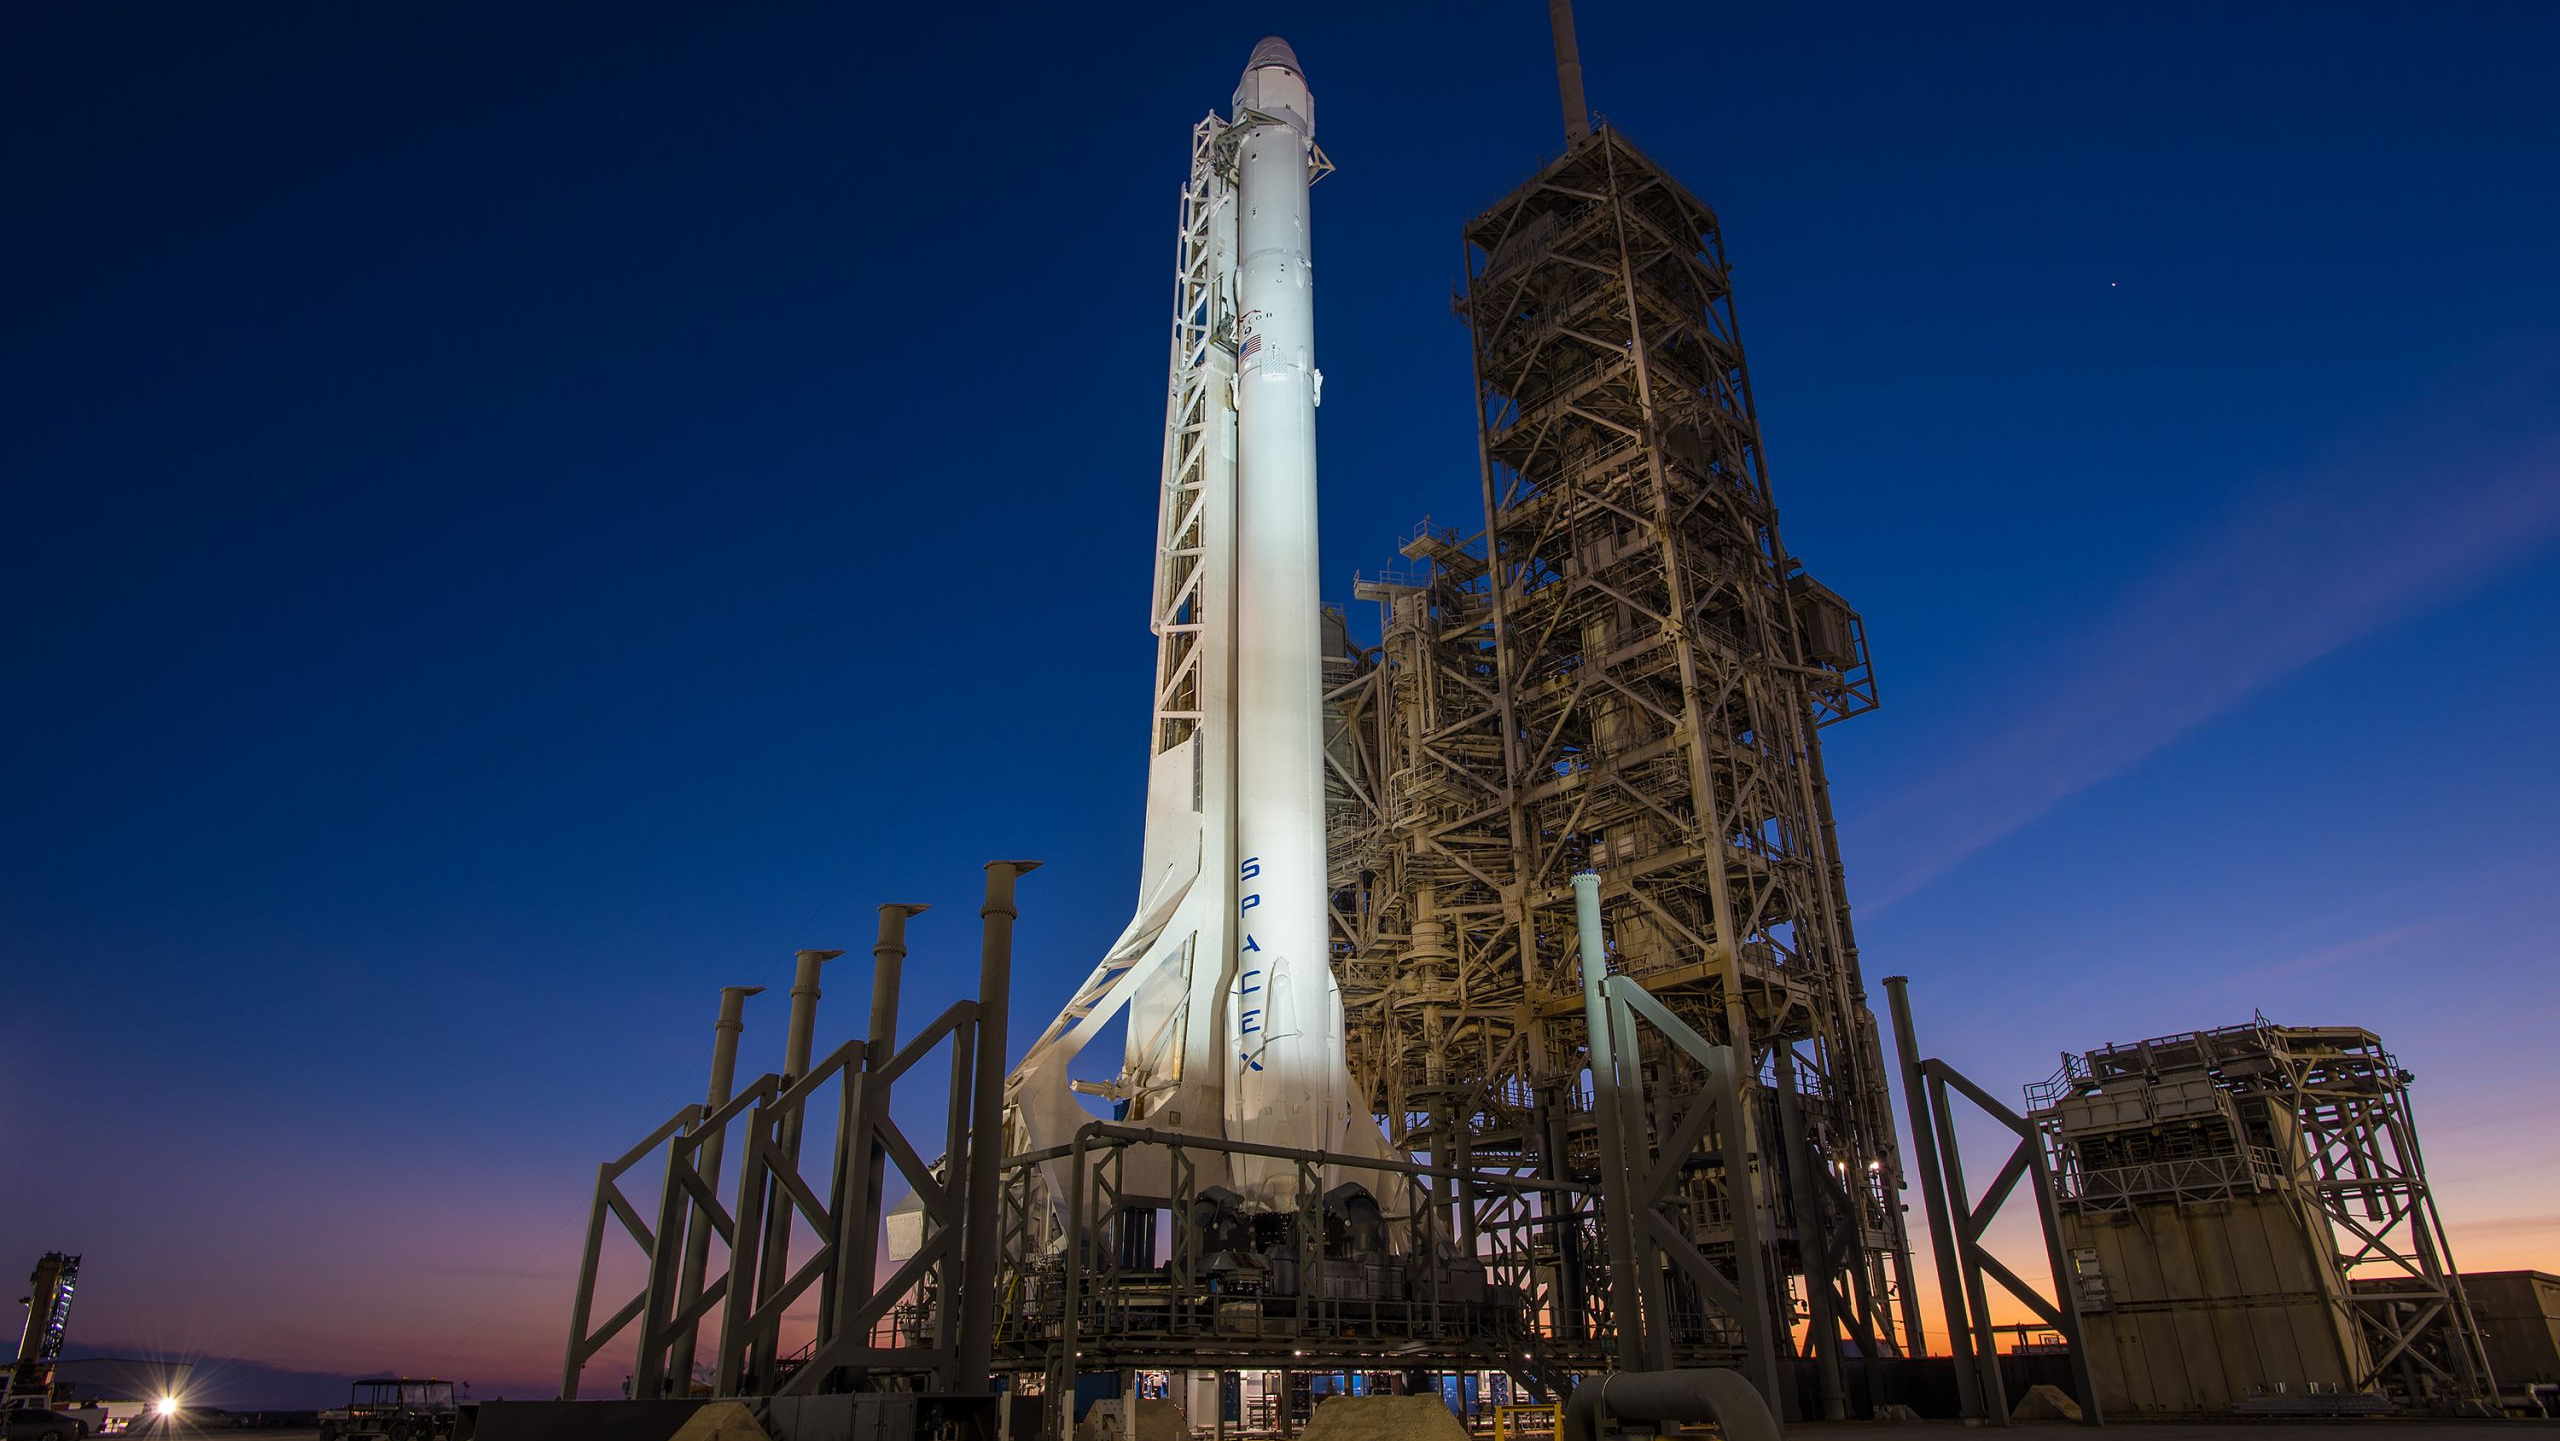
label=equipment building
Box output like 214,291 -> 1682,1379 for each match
2027,1021 -> 2495,1416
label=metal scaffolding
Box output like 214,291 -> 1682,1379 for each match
1322,124 -> 1919,1411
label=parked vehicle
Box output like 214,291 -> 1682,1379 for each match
318,1379 -> 458,1441
0,1409 -> 89,1441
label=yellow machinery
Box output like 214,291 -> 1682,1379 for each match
1492,1401 -> 1560,1441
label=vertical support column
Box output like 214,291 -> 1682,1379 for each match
1931,1077 -> 2006,1422
1705,1025 -> 1783,1403
937,1013 -> 976,1384
868,905 -> 922,1063
560,1164 -> 613,1399
750,946 -> 841,1385
1883,975 -> 1984,1423
1539,1095 -> 1591,1341
1891,1227 -> 1929,1366
1453,1110 -> 1478,1254
1903,1081 -> 2017,1421
1573,872 -> 1647,1368
782,949 -> 838,1078
1053,1135 -> 1089,1441
1606,984 -> 1676,1374
959,861 -> 1039,1391
1775,1045 -> 1846,1419
716,1101 -> 776,1394
668,983 -> 764,1392
2020,1116 -> 2103,1425
834,903 -> 927,1346
637,1119 -> 697,1399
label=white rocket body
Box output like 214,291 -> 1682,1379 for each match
1005,38 -> 1373,1211
1220,41 -> 1347,1197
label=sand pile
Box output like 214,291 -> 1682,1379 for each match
669,1401 -> 770,1441
1295,1394 -> 1471,1441
2009,1385 -> 2084,1422
1074,1397 -> 1189,1441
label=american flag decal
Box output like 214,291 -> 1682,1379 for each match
1239,332 -> 1263,361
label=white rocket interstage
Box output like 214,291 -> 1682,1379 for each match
1003,38 -> 1386,1209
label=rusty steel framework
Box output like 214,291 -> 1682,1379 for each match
1320,127 -> 1921,1401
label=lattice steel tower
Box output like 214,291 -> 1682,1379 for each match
1321,16 -> 1922,1392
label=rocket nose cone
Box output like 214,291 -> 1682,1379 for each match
1246,36 -> 1301,75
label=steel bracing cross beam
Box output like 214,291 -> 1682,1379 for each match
561,1103 -> 704,1399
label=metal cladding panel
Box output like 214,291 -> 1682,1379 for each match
2066,1196 -> 2362,1415
2054,1075 -> 2232,1136
2460,1271 -> 2560,1386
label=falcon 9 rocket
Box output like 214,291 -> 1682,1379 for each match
1223,38 -> 1345,1197
1004,39 -> 1378,1206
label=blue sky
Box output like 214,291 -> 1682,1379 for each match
5,0 -> 2555,1398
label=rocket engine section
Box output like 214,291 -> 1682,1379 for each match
1003,38 -> 1384,1213
1181,1183 -> 1494,1310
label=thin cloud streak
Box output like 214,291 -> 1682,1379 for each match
1857,380 -> 2560,909
2212,918 -> 2452,995
2453,1212 -> 2560,1236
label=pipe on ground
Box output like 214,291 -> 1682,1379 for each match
1564,1369 -> 1781,1441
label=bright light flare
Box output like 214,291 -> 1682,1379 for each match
157,1396 -> 180,1416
